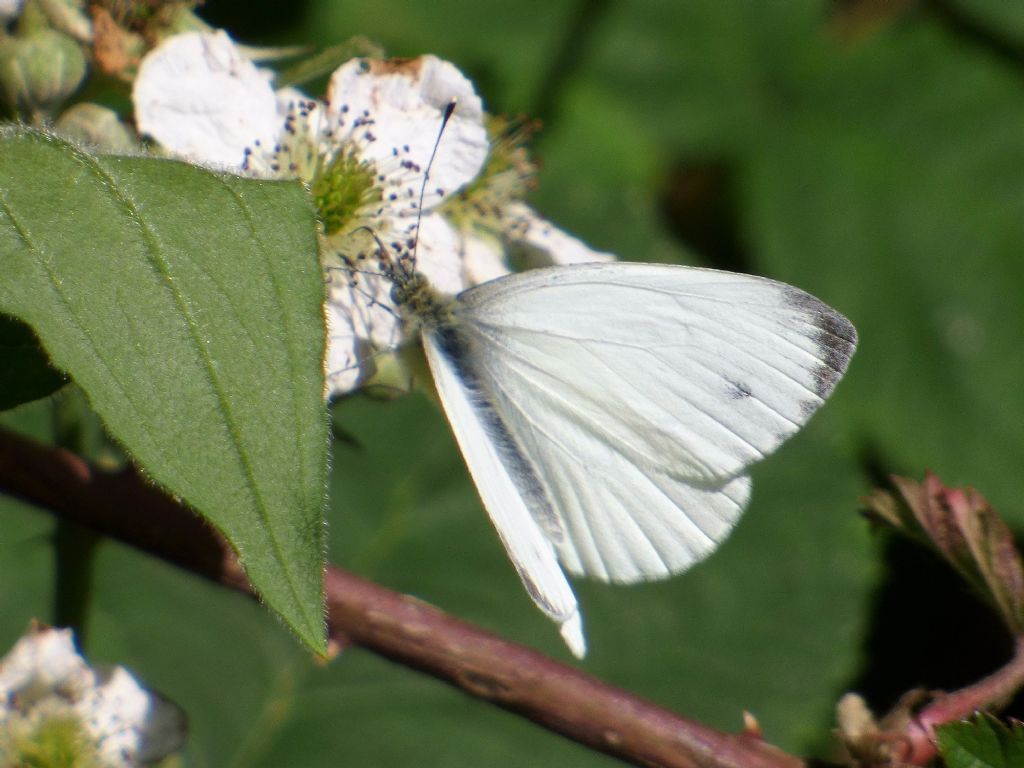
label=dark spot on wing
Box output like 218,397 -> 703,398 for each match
727,379 -> 752,400
783,286 -> 858,398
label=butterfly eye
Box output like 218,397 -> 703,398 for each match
390,282 -> 405,306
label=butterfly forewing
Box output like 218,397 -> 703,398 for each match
454,263 -> 856,485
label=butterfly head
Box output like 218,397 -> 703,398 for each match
386,259 -> 453,331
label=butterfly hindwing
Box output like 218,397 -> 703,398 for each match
421,326 -> 586,655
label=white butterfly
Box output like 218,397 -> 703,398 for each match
386,257 -> 857,657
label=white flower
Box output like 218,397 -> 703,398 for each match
133,31 -> 281,168
0,0 -> 23,23
133,32 -> 490,395
0,626 -> 185,767
133,32 -> 615,399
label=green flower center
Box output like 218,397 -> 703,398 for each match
1,712 -> 101,768
311,151 -> 382,236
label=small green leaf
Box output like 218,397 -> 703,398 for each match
938,714 -> 1024,768
0,313 -> 67,409
0,127 -> 328,653
275,38 -> 385,89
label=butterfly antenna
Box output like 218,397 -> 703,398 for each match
348,224 -> 395,275
408,100 -> 457,272
326,227 -> 403,322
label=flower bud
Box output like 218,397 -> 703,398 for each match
37,0 -> 93,43
54,102 -> 137,151
0,29 -> 85,115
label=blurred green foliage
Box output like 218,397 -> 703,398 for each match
3,0 -> 1024,764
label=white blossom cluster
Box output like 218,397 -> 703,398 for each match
0,0 -> 23,24
0,626 -> 185,767
131,31 -> 613,397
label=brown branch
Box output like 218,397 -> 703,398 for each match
843,637 -> 1024,765
0,424 -> 802,768
890,635 -> 1024,764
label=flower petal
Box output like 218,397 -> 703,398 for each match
324,264 -> 403,397
324,298 -> 369,396
326,56 -> 488,208
0,626 -> 92,698
505,202 -> 616,266
408,212 -> 466,295
133,31 -> 280,168
459,226 -> 510,285
82,667 -> 186,765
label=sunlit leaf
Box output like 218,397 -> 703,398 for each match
0,127 -> 328,652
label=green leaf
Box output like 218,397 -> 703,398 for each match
0,313 -> 66,409
738,19 -> 1024,520
0,127 -> 328,653
863,474 -> 1024,634
324,391 -> 872,756
938,714 -> 1024,768
274,38 -> 386,89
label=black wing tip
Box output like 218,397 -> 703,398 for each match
782,285 -> 858,399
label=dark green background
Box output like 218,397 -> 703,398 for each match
4,1 -> 1024,764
